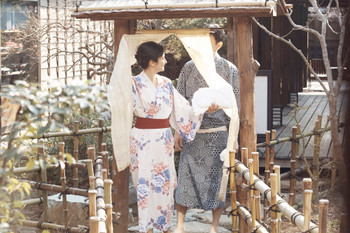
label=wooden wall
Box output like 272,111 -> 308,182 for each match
253,0 -> 308,106
39,0 -> 114,89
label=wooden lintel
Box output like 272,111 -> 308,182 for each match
72,7 -> 275,20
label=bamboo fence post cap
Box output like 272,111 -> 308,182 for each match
319,199 -> 329,204
89,190 -> 98,194
104,179 -> 113,184
229,149 -> 236,153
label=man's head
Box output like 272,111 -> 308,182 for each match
207,24 -> 225,55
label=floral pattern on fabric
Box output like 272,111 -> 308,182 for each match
130,71 -> 201,232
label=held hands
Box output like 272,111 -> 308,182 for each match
174,131 -> 183,151
206,103 -> 220,114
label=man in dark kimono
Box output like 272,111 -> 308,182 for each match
174,25 -> 240,233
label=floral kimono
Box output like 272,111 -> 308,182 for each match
130,71 -> 202,232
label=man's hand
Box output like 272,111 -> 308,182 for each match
206,103 -> 220,113
174,131 -> 183,151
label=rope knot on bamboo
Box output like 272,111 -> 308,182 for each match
263,188 -> 271,199
290,212 -> 303,225
246,179 -> 260,192
266,203 -> 281,214
58,187 -> 70,199
224,165 -> 236,173
252,225 -> 263,233
227,205 -> 242,217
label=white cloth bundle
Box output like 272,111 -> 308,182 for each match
192,86 -> 234,116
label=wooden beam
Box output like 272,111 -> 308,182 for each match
235,17 -> 259,154
112,19 -> 135,233
72,7 -> 275,20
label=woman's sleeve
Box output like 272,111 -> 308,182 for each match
169,86 -> 202,142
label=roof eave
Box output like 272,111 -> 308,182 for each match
71,6 -> 277,20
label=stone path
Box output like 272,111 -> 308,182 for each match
128,209 -> 232,233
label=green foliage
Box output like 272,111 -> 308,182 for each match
0,80 -> 109,228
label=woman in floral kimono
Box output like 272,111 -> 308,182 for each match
130,41 -> 218,233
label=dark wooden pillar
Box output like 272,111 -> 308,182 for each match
227,17 -> 238,66
112,19 -> 136,233
234,17 -> 259,154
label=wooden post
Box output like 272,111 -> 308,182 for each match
73,121 -> 79,187
270,130 -> 276,173
59,142 -> 68,228
270,173 -> 278,233
238,147 -> 249,232
319,199 -> 328,233
101,143 -> 107,152
303,190 -> 313,232
112,19 -> 135,233
312,119 -> 321,203
289,126 -> 298,206
248,159 -> 256,229
252,152 -> 261,221
102,169 -> 108,181
38,140 -> 48,222
234,16 -> 259,159
340,213 -> 347,233
229,150 -> 238,232
98,119 -> 104,153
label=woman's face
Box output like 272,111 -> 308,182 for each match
154,53 -> 167,73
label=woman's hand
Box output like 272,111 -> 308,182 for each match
174,131 -> 183,151
206,103 -> 220,114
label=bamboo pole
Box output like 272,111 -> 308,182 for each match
102,169 -> 108,181
88,147 -> 95,162
249,159 -> 256,229
90,216 -> 100,233
98,119 -> 104,153
229,150 -> 238,232
38,140 -> 48,222
20,220 -> 87,233
20,198 -> 43,206
238,147 -> 249,233
101,143 -> 107,152
256,123 -> 345,148
73,121 -> 79,187
252,152 -> 261,220
303,178 -> 312,191
312,119 -> 321,203
106,204 -> 113,233
87,159 -> 94,177
104,179 -> 113,205
273,165 -> 281,233
89,190 -> 97,217
89,176 -> 95,190
59,142 -> 68,228
24,180 -> 88,196
102,151 -> 109,176
264,131 -> 271,221
235,159 -> 319,232
235,201 -> 269,233
303,190 -> 313,232
270,173 -> 278,233
318,199 -> 328,233
270,130 -> 276,173
289,126 -> 298,206
265,130 -> 271,185
95,154 -> 107,232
